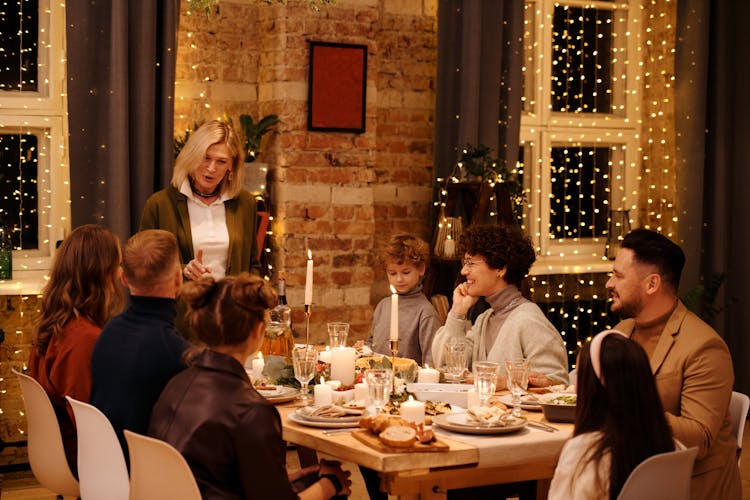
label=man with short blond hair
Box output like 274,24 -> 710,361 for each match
91,229 -> 188,452
606,228 -> 740,499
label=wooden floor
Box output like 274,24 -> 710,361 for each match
3,423 -> 750,499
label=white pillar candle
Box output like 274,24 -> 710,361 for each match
251,353 -> 265,380
313,377 -> 333,406
354,382 -> 369,401
330,347 -> 356,386
443,238 -> 456,258
400,396 -> 425,424
389,285 -> 399,341
417,364 -> 440,384
325,380 -> 342,390
304,249 -> 313,305
318,346 -> 332,364
466,388 -> 480,409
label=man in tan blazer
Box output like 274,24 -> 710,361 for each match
606,228 -> 740,500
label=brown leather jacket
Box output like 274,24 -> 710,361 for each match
149,349 -> 298,500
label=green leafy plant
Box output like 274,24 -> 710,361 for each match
681,272 -> 735,325
239,113 -> 279,163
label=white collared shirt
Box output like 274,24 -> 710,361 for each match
180,179 -> 230,279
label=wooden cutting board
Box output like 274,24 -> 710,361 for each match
351,429 -> 450,453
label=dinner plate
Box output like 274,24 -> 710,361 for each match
432,413 -> 527,435
496,394 -> 542,411
287,411 -> 361,429
294,407 -> 363,423
261,386 -> 299,404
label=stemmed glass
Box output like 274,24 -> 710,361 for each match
505,358 -> 530,417
365,369 -> 392,415
292,346 -> 318,405
473,361 -> 499,407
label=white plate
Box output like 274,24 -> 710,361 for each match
432,413 -> 527,435
294,407 -> 362,423
262,386 -> 299,404
496,394 -> 542,411
287,411 -> 361,429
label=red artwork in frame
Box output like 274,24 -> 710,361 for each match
308,41 -> 368,133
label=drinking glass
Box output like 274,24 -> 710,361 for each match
505,358 -> 530,417
327,322 -> 350,348
292,346 -> 318,405
443,341 -> 468,382
473,361 -> 499,407
365,369 -> 392,415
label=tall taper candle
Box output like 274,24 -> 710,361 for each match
389,284 -> 399,341
304,249 -> 313,305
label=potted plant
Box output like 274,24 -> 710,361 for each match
239,113 -> 279,163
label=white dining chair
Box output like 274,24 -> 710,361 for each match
124,430 -> 202,500
616,445 -> 698,500
729,390 -> 750,465
66,396 -> 130,500
12,369 -> 80,498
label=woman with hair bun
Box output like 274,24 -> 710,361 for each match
149,273 -> 351,500
548,330 -> 675,499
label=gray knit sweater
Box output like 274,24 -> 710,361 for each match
367,285 -> 442,366
431,286 -> 568,385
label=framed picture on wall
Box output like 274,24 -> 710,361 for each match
308,41 -> 367,133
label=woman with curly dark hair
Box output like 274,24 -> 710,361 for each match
29,224 -> 123,475
149,273 -> 351,500
431,224 -> 568,387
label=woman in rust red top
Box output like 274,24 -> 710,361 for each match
29,224 -> 122,476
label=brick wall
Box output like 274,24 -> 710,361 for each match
174,0 -> 438,343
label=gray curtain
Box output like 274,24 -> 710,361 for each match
676,0 -> 750,393
433,0 -> 524,179
66,0 -> 179,243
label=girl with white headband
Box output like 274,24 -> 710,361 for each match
549,330 -> 675,499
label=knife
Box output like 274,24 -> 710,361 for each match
526,421 -> 558,433
323,428 -> 356,436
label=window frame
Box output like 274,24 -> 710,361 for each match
522,0 -> 642,274
0,0 -> 69,280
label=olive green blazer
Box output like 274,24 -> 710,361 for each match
139,185 -> 260,276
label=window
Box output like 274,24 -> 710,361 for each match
521,0 -> 641,271
0,0 -> 69,275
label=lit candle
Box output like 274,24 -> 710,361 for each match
313,376 -> 333,406
399,396 -> 425,424
251,353 -> 265,380
354,381 -> 369,401
390,284 -> 399,341
318,346 -> 332,364
330,347 -> 356,386
417,364 -> 440,384
304,249 -> 313,305
443,238 -> 456,258
325,380 -> 342,390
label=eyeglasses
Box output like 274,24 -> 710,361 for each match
461,258 -> 486,268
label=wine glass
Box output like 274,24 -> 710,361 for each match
505,358 -> 530,417
292,346 -> 318,405
473,361 -> 499,407
365,369 -> 392,415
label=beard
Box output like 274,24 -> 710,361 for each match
610,292 -> 642,319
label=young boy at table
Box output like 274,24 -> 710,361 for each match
366,234 -> 442,366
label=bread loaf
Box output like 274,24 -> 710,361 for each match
379,425 -> 417,448
359,414 -> 411,434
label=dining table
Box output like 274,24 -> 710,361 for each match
278,397 -> 573,500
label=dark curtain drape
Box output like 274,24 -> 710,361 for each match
676,0 -> 750,393
66,0 -> 179,243
433,0 -> 524,179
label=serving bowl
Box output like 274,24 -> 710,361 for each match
538,393 -> 577,423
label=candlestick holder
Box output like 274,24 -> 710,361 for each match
304,304 -> 312,347
389,339 -> 399,392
